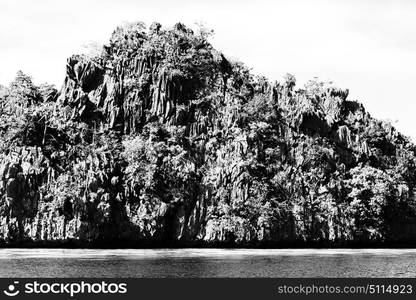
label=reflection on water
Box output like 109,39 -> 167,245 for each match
0,248 -> 415,277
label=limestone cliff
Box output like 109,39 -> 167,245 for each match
0,22 -> 415,247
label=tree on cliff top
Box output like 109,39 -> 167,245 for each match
9,71 -> 42,108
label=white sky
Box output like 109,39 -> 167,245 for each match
1,0 -> 415,138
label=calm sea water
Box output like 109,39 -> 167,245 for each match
0,248 -> 415,277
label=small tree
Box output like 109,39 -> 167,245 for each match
9,71 -> 41,107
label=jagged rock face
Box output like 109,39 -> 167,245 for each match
1,22 -> 416,246
59,23 -> 218,136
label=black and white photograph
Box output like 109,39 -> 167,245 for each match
0,0 -> 415,298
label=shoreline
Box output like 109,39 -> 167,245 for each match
2,239 -> 416,249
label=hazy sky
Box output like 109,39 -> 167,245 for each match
1,0 -> 415,138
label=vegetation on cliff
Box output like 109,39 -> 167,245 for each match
0,21 -> 415,246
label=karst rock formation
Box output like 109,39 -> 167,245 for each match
0,22 -> 415,247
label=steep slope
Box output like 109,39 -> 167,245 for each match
0,22 -> 415,247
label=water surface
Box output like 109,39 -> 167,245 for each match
0,248 -> 415,277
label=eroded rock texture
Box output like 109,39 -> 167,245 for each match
0,22 -> 416,246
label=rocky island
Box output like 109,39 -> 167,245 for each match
0,22 -> 415,247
